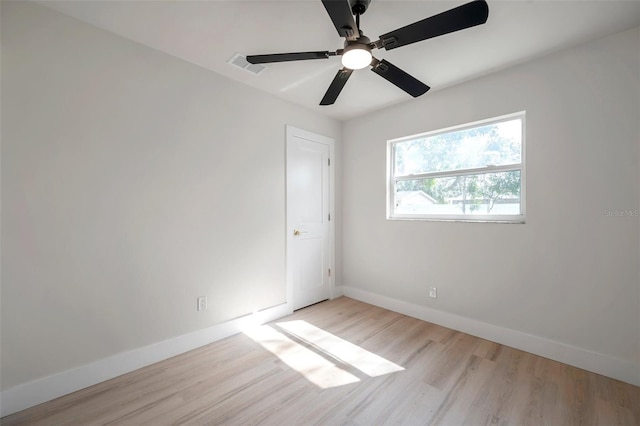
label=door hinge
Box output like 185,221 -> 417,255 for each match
328,158 -> 331,166
328,268 -> 331,277
328,213 -> 331,221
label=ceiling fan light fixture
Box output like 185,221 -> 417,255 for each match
341,45 -> 372,70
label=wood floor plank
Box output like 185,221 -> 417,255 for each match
3,297 -> 639,425
429,355 -> 497,425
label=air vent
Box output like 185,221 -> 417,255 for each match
227,53 -> 266,75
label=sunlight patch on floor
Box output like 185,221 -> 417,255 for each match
243,319 -> 405,389
243,325 -> 360,389
277,320 -> 405,377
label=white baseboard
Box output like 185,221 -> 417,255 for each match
342,286 -> 640,387
0,302 -> 293,418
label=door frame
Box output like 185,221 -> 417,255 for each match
285,125 -> 336,310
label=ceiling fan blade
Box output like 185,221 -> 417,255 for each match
321,0 -> 359,40
246,51 -> 334,64
377,0 -> 489,51
320,68 -> 354,105
370,58 -> 430,97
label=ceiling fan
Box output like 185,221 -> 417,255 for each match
246,0 -> 489,106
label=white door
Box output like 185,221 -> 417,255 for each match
286,126 -> 333,311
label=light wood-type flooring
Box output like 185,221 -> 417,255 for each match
3,297 -> 639,425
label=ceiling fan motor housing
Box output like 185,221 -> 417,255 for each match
343,33 -> 371,50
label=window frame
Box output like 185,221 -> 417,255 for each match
386,111 -> 526,223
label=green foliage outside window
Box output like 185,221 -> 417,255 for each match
392,116 -> 523,216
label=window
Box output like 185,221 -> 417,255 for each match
387,112 -> 525,223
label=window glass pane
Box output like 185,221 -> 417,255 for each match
394,119 -> 522,176
395,171 -> 521,216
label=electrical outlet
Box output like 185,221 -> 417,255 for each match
197,296 -> 207,311
429,287 -> 437,299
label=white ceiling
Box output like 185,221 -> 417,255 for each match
39,0 -> 640,121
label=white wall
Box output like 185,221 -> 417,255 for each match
1,1 -> 341,391
342,27 -> 640,381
